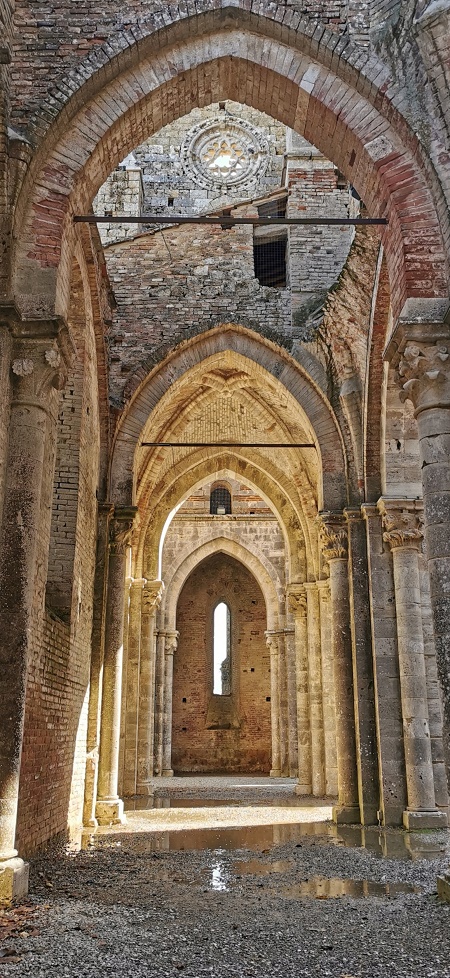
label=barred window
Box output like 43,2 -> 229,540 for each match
210,486 -> 232,515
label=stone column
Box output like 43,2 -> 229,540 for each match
362,503 -> 406,826
83,501 -> 114,827
121,577 -> 146,797
153,628 -> 166,776
96,506 -> 137,824
386,315 -> 450,761
319,515 -> 359,823
265,631 -> 282,777
345,508 -> 379,825
136,582 -> 163,792
162,631 -> 179,776
317,580 -> 338,797
277,630 -> 289,776
419,559 -> 449,810
304,584 -> 325,796
287,586 -> 312,795
284,627 -> 298,777
0,320 -> 71,902
380,498 -> 447,829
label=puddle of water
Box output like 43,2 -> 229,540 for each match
330,825 -> 448,862
82,819 -> 448,863
282,877 -> 421,900
233,859 -> 291,876
125,796 -> 308,811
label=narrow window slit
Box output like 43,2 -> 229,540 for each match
213,602 -> 231,695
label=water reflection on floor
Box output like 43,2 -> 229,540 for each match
282,878 -> 421,899
81,817 -> 448,862
205,861 -> 421,898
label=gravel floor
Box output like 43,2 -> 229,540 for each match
2,781 -> 450,978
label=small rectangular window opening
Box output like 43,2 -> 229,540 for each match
254,238 -> 287,288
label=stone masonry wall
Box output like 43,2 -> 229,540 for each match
9,1 -> 376,134
172,551 -> 272,773
100,111 -> 354,403
105,218 -> 292,406
162,480 -> 287,603
94,101 -> 285,246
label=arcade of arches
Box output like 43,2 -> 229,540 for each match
1,0 -> 450,904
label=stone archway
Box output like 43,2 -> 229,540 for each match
10,3 -> 448,322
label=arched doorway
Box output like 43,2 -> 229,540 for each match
172,552 -> 271,774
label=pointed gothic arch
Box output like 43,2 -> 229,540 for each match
10,2 -> 448,326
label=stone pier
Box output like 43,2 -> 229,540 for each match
96,507 -> 137,824
319,515 -> 360,824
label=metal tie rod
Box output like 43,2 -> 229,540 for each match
74,215 -> 387,226
141,442 -> 317,448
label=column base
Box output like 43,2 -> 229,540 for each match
161,769 -> 174,777
402,809 -> 448,830
359,805 -> 380,827
295,783 -> 313,796
95,798 -> 126,825
270,768 -> 282,778
437,874 -> 450,902
0,856 -> 29,904
136,783 -> 155,796
333,804 -> 361,825
84,817 -> 98,829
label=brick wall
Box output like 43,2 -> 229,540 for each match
16,264 -> 101,854
9,1 -> 375,133
172,551 -> 272,773
285,138 -> 355,328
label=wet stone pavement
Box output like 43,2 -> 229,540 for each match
1,778 -> 450,977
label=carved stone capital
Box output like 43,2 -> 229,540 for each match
318,513 -> 348,562
378,498 -> 424,551
9,319 -> 74,403
164,630 -> 179,656
286,584 -> 307,618
384,315 -> 450,414
142,581 -> 164,615
109,506 -> 138,556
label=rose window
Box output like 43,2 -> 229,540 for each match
181,117 -> 269,190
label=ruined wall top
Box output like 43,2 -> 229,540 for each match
8,0 -> 419,135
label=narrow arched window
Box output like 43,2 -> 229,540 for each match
213,602 -> 231,695
210,486 -> 232,515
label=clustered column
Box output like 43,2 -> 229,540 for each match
265,631 -> 282,777
386,319 -> 450,765
161,631 -> 179,776
137,582 -> 163,791
96,506 -> 137,824
287,585 -> 311,796
317,580 -> 338,797
0,319 -> 71,901
304,584 -> 325,796
121,576 -> 146,798
379,498 -> 447,829
284,626 -> 298,777
319,515 -> 359,823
